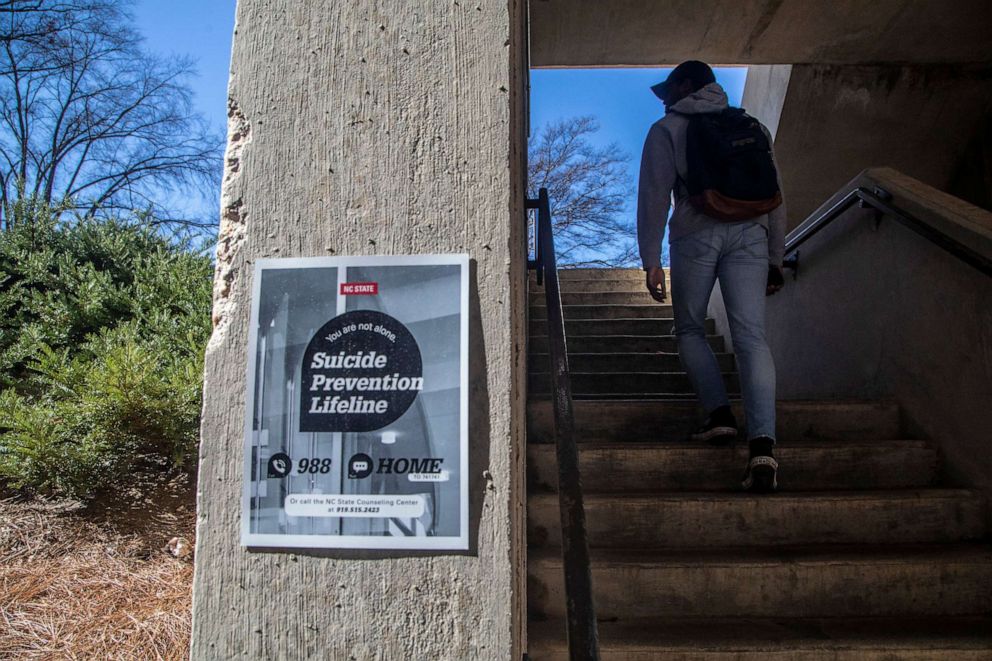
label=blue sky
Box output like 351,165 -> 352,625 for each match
530,67 -> 748,162
133,0 -> 236,136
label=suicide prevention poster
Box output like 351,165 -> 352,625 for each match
241,255 -> 469,550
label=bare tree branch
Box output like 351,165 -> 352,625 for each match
528,115 -> 636,268
0,0 -> 222,233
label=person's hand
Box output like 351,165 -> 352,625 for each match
646,266 -> 667,302
766,265 -> 784,296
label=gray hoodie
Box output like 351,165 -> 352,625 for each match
636,82 -> 787,269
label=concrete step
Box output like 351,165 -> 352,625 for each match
529,318 -> 710,336
528,352 -> 735,373
530,291 -> 658,305
526,617 -> 992,661
530,268 -> 649,281
527,440 -> 938,492
546,279 -> 662,294
529,334 -> 725,354
529,371 -> 739,396
527,544 -> 992,619
530,304 -> 675,320
528,490 -> 985,548
527,400 -> 902,443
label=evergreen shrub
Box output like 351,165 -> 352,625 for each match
0,208 -> 212,499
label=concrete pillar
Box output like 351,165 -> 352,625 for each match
191,1 -> 528,658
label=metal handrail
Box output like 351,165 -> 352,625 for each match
783,186 -> 992,278
525,188 -> 600,661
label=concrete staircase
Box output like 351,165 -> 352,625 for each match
526,268 -> 992,660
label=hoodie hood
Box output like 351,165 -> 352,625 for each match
669,82 -> 729,115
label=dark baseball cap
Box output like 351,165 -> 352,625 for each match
651,60 -> 716,100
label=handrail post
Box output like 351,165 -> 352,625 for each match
529,187 -> 600,660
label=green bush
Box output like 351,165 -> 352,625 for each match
0,208 -> 212,499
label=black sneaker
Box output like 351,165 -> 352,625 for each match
689,405 -> 738,445
742,436 -> 778,493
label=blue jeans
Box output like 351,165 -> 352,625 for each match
670,222 -> 776,441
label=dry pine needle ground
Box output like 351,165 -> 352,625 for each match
0,479 -> 195,661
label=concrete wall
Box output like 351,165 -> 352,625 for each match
191,1 -> 528,659
529,0 -> 992,67
740,64 -> 792,141
771,64 -> 992,227
763,168 -> 992,522
948,110 -> 992,211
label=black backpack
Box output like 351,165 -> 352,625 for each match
682,107 -> 782,221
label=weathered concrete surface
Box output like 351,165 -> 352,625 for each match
530,490 -> 985,547
191,1 -> 528,658
529,334 -> 723,354
770,64 -> 992,226
763,168 -> 992,525
740,64 -> 791,141
530,546 -> 992,618
530,0 -> 992,67
528,616 -> 992,661
530,303 -> 676,319
527,399 -> 903,444
528,440 -> 938,492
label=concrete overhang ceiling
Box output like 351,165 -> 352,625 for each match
529,0 -> 992,67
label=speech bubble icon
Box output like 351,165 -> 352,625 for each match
347,453 -> 374,479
